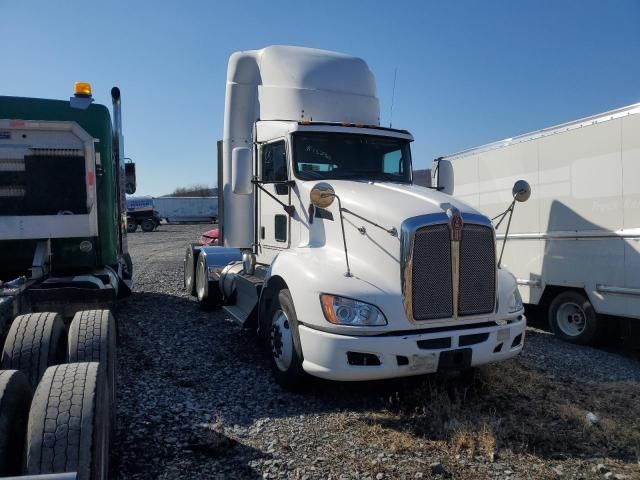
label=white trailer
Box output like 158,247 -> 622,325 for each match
185,46 -> 529,387
433,103 -> 640,345
154,196 -> 218,223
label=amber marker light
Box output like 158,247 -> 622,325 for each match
74,82 -> 92,97
320,294 -> 338,324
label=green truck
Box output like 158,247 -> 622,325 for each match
0,84 -> 131,479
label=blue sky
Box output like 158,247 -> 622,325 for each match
1,0 -> 638,196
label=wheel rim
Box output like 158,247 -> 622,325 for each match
196,260 -> 206,300
556,302 -> 587,336
271,309 -> 293,372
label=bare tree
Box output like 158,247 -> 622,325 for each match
167,184 -> 214,197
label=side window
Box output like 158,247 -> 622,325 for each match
383,149 -> 403,175
262,141 -> 288,182
274,214 -> 287,242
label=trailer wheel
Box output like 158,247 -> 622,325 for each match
25,362 -> 109,480
184,245 -> 198,296
141,218 -> 155,232
195,253 -> 221,309
67,310 -> 117,434
0,370 -> 32,476
1,312 -> 67,388
268,288 -> 306,389
127,219 -> 137,233
548,291 -> 605,345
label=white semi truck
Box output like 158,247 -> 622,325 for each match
432,103 -> 640,346
184,46 -> 528,386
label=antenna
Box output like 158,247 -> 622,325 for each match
389,67 -> 397,128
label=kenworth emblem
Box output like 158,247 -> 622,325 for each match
450,211 -> 464,241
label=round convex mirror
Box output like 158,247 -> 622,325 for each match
512,179 -> 531,202
310,183 -> 336,208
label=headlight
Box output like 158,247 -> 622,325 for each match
508,288 -> 524,313
320,294 -> 387,326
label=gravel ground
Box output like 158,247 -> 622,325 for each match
113,224 -> 640,480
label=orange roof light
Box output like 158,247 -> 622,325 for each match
74,82 -> 92,97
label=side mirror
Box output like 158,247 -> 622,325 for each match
310,183 -> 335,208
124,159 -> 136,195
232,147 -> 252,195
437,159 -> 454,195
512,179 -> 531,202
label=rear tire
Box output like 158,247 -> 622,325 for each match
195,254 -> 221,309
184,245 -> 198,296
548,291 -> 605,345
1,312 -> 67,388
267,289 -> 306,389
141,218 -> 155,232
67,310 -> 117,435
0,370 -> 32,476
26,362 -> 109,480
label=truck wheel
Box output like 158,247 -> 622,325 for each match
25,362 -> 109,480
548,291 -> 605,345
184,245 -> 198,296
268,289 -> 306,389
195,253 -> 221,309
1,312 -> 67,388
126,220 -> 137,233
0,370 -> 32,476
141,218 -> 155,232
67,310 -> 117,434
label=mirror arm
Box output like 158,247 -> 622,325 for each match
251,179 -> 295,216
331,194 -> 352,277
495,199 -> 516,268
252,179 -> 296,186
341,208 -> 397,236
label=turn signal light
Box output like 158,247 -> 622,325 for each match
74,82 -> 92,97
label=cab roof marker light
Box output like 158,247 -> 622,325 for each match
70,82 -> 94,110
73,82 -> 92,97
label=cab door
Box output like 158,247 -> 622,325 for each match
258,139 -> 291,262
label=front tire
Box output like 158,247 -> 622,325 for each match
548,291 -> 604,345
268,289 -> 306,389
126,220 -> 137,233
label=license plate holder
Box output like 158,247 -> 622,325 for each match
409,352 -> 438,373
437,348 -> 472,372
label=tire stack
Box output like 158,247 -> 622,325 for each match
0,309 -> 117,480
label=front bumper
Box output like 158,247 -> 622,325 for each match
298,315 -> 526,381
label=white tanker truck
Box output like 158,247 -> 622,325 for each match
184,45 -> 530,387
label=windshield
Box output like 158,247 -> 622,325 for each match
293,132 -> 413,182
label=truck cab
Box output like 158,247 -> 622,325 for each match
0,84 -> 133,318
186,46 -> 526,386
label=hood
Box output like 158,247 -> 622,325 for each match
300,180 -> 487,231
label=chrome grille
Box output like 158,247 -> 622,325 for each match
411,224 -> 453,320
459,224 -> 495,316
407,221 -> 495,321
